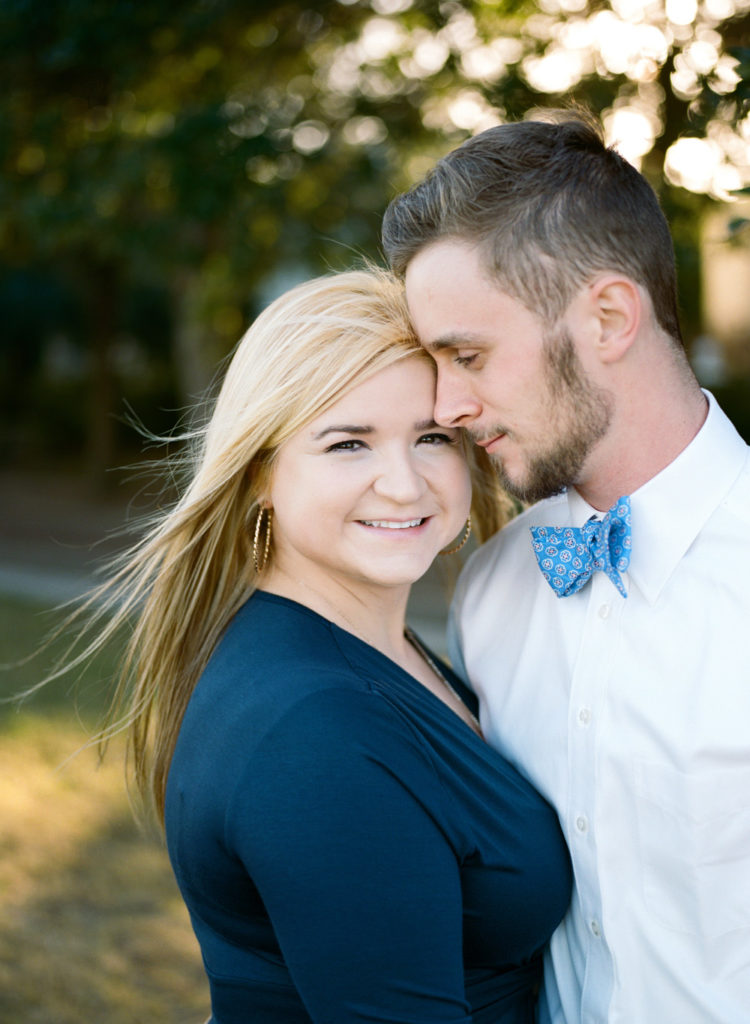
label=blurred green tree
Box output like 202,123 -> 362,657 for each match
1,0 -> 748,477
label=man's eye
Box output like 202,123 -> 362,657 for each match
455,353 -> 478,368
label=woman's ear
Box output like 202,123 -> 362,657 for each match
248,461 -> 274,511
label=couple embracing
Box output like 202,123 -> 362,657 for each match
84,110 -> 750,1023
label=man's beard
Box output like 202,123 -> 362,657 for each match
492,327 -> 612,505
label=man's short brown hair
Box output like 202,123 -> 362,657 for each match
382,110 -> 683,344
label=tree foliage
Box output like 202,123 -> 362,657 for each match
1,0 -> 749,474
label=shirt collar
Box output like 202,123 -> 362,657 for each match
566,391 -> 748,606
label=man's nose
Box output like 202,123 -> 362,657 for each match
434,370 -> 482,428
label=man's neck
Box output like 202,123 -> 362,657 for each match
576,385 -> 708,513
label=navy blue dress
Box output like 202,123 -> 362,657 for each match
165,592 -> 571,1023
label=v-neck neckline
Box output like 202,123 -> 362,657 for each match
253,590 -> 482,739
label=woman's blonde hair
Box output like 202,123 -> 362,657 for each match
61,268 -> 510,823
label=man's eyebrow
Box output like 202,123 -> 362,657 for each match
312,424 -> 374,440
424,332 -> 483,353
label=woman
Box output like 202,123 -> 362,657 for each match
92,269 -> 571,1022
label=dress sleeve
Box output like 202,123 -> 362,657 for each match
227,686 -> 473,1024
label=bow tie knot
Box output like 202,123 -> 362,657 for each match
531,496 -> 632,598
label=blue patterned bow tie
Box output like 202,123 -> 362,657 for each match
530,496 -> 632,598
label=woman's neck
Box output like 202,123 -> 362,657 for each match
262,563 -> 483,738
261,564 -> 412,661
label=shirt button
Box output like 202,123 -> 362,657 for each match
578,707 -> 592,725
598,603 -> 611,619
576,815 -> 589,833
590,919 -> 601,937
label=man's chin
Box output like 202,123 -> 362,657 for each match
492,459 -> 531,502
494,459 -> 568,505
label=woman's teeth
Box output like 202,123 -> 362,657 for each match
360,518 -> 423,529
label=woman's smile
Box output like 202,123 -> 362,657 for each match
266,357 -> 472,597
358,516 -> 427,529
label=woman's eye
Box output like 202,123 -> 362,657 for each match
325,439 -> 366,453
418,432 -> 456,446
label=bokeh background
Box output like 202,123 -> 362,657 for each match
1,1 -> 749,1019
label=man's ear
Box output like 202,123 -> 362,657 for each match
587,275 -> 642,364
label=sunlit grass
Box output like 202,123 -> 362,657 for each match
0,597 -> 210,1023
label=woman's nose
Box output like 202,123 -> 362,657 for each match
372,452 -> 428,503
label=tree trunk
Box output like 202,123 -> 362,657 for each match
171,272 -> 217,415
86,262 -> 119,493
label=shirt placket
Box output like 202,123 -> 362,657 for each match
566,570 -> 623,1023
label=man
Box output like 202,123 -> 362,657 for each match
382,111 -> 750,1023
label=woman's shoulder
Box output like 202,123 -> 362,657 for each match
216,590 -> 360,677
174,592 -> 427,799
186,591 -> 408,747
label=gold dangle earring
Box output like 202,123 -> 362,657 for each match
440,517 -> 472,556
253,507 -> 273,575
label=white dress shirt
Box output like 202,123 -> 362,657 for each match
449,393 -> 750,1023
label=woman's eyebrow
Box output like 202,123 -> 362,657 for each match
312,424 -> 374,440
312,419 -> 439,441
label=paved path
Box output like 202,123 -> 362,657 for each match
0,470 -> 454,654
0,470 -> 136,601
